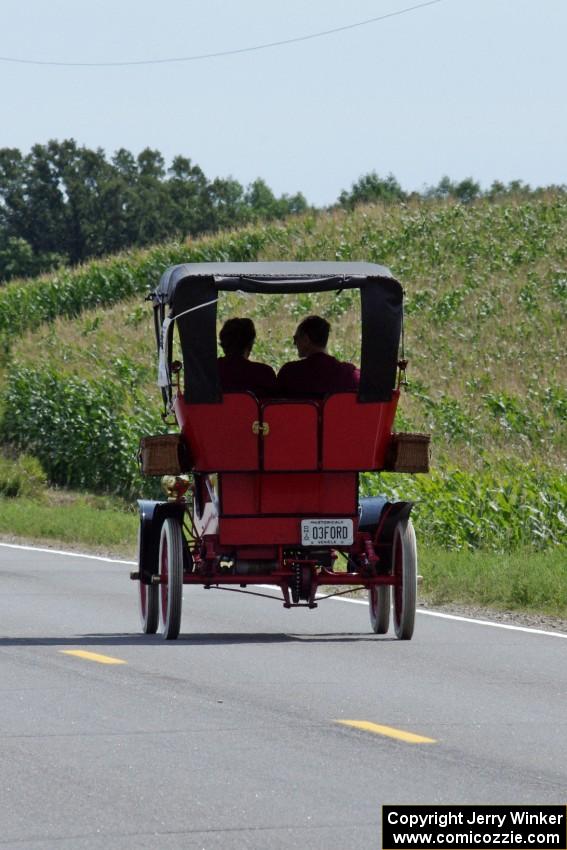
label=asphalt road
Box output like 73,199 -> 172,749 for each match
1,543 -> 566,850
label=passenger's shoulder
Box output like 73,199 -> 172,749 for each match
251,359 -> 276,375
277,359 -> 300,376
341,359 -> 358,372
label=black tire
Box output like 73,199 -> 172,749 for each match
369,585 -> 390,634
139,580 -> 159,634
158,517 -> 184,640
137,523 -> 159,634
392,519 -> 417,640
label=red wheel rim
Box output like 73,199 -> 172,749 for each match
160,534 -> 169,623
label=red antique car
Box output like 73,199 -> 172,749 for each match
134,262 -> 429,640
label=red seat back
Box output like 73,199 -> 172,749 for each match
175,391 -> 399,473
174,393 -> 259,471
261,401 -> 318,471
322,392 -> 398,470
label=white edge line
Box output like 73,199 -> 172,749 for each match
257,584 -> 567,641
417,607 -> 567,639
2,542 -> 566,641
0,541 -> 135,565
327,594 -> 567,640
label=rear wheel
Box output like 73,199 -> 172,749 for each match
137,523 -> 158,634
139,581 -> 159,634
369,585 -> 390,634
392,519 -> 417,640
158,518 -> 184,640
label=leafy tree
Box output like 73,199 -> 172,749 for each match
0,140 -> 123,268
338,172 -> 406,209
168,156 -> 213,236
47,139 -> 122,262
245,178 -> 280,219
245,179 -> 309,221
0,235 -> 62,282
453,178 -> 481,203
0,148 -> 26,236
14,144 -> 68,255
485,180 -> 507,199
279,192 -> 309,217
209,177 -> 249,231
0,236 -> 35,279
112,148 -> 138,180
425,175 -> 454,200
119,148 -> 172,247
425,175 -> 481,203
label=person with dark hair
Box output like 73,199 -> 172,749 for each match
276,315 -> 360,396
217,317 -> 276,395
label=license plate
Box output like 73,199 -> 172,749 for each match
301,519 -> 353,546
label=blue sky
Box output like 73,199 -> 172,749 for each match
2,0 -> 566,205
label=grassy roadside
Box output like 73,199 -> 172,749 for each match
1,494 -> 565,620
0,493 -> 137,558
418,547 -> 566,618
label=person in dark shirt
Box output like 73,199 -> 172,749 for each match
217,318 -> 276,396
276,315 -> 360,396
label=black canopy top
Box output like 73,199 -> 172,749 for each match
155,261 -> 397,302
152,261 -> 404,404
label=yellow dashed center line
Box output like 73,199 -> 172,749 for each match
335,719 -> 436,744
60,650 -> 127,665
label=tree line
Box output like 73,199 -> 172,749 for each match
336,172 -> 564,208
0,139 -> 308,282
0,138 -> 563,283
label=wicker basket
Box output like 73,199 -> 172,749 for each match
139,434 -> 191,476
383,432 -> 431,473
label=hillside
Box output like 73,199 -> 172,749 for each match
1,194 -> 566,551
